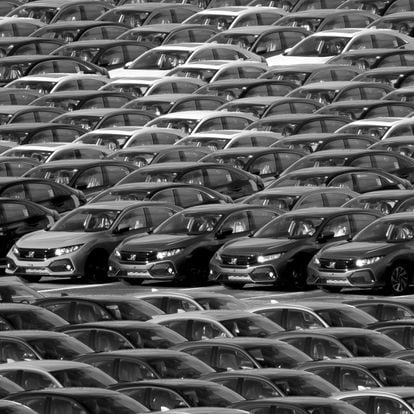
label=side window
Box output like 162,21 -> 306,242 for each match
64,330 -> 92,348
322,215 -> 351,238
215,347 -> 255,371
198,118 -> 223,132
350,155 -> 373,168
118,360 -> 153,382
149,10 -> 173,24
286,310 -> 323,330
242,378 -> 281,399
74,167 -> 104,190
307,366 -> 336,384
11,397 -> 47,414
213,377 -> 239,393
259,309 -> 283,326
149,389 -> 186,411
105,165 -> 132,185
309,338 -> 351,360
398,198 -> 414,212
250,154 -> 277,176
116,208 -> 147,232
250,210 -> 277,229
58,6 -> 82,21
27,130 -> 54,144
192,321 -> 225,340
339,368 -> 378,391
73,302 -> 109,323
225,116 -> 252,130
372,154 -> 401,170
162,320 -> 188,338
351,213 -> 378,233
182,346 -> 213,366
296,193 -> 324,209
147,207 -> 176,227
255,33 -> 283,55
1,202 -> 29,223
20,371 -> 56,390
175,188 -> 205,208
151,189 -> 176,204
1,184 -> 26,200
221,211 -> 250,234
205,168 -> 232,187
324,192 -> 353,207
26,183 -> 55,203
40,302 -> 71,321
344,396 -> 370,414
339,88 -> 362,101
329,173 -> 354,190
349,35 -> 374,50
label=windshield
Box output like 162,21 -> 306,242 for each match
246,343 -> 310,368
12,5 -> 56,23
211,33 -> 258,49
154,212 -> 222,235
246,194 -> 300,210
4,309 -> 65,330
196,297 -> 245,310
7,80 -> 55,94
147,118 -> 198,134
281,17 -> 322,31
301,401 -> 365,414
27,336 -> 92,359
53,367 -> 115,387
103,300 -> 161,321
270,174 -> 329,187
55,115 -> 100,131
51,208 -> 121,232
122,30 -> 167,45
144,355 -> 212,378
272,373 -> 338,397
78,394 -> 148,414
178,383 -> 241,406
170,67 -> 218,83
290,35 -> 348,57
369,363 -> 414,386
111,151 -> 155,167
4,149 -> 52,162
208,154 -> 251,169
92,189 -> 148,202
220,315 -> 282,338
0,130 -> 28,144
353,219 -> 414,242
124,326 -> 185,348
77,132 -> 129,150
186,14 -> 236,31
0,62 -> 32,82
27,167 -> 78,184
339,333 -> 404,357
315,307 -> 377,328
255,215 -> 324,239
182,137 -> 229,150
338,124 -> 390,139
130,50 -> 191,70
344,198 -> 399,215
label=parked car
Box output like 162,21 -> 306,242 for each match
0,279 -> 44,304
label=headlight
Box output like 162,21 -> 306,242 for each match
257,252 -> 284,263
114,249 -> 121,258
312,255 -> 320,266
156,249 -> 183,260
214,251 -> 223,262
355,256 -> 384,267
11,245 -> 18,255
54,245 -> 83,256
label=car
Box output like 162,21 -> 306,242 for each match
117,162 -> 264,200
88,182 -> 233,207
51,39 -> 151,70
51,108 -> 155,131
242,187 -> 359,211
302,358 -> 414,391
6,387 -> 150,414
0,157 -> 40,176
0,105 -> 64,124
274,9 -> 376,32
333,387 -> 414,414
370,319 -> 414,348
7,0 -> 112,24
352,67 -> 414,89
209,207 -> 380,289
231,396 -> 365,414
291,0 -> 345,11
110,379 -> 244,409
201,368 -> 339,399
0,88 -> 41,105
108,204 -> 278,285
118,23 -> 218,46
175,130 -> 281,150
135,291 -> 246,313
0,37 -> 63,56
337,0 -> 400,15
110,43 -> 264,78
24,159 -> 137,199
272,327 -> 405,357
97,3 -> 200,29
123,94 -> 225,116
0,279 -> 44,304
343,190 -> 414,215
267,28 -> 413,66
0,177 -> 86,214
364,49 -> 414,69
6,74 -> 109,95
369,136 -> 414,158
383,87 -> 414,103
367,11 -> 414,35
1,143 -> 110,163
182,7 -> 286,32
248,301 -> 378,330
349,298 -> 414,322
0,360 -> 117,390
173,337 -> 312,370
307,212 -> 414,294
271,132 -> 378,153
6,201 -> 180,283
268,166 -> 412,193
107,145 -> 210,167
75,349 -> 215,381
0,401 -> 36,414
199,147 -> 305,184
153,311 -> 283,341
30,20 -> 129,42
206,26 -> 310,58
58,320 -> 187,351
0,122 -> 85,145
0,17 -> 45,37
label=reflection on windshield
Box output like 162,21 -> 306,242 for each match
131,51 -> 190,70
220,315 -> 281,338
369,364 -> 414,386
28,336 -> 91,359
272,374 -> 337,397
339,333 -> 403,357
53,367 -> 115,387
52,209 -> 120,232
290,36 -> 347,57
145,355 -> 210,378
354,219 -> 414,242
155,213 -> 222,234
246,195 -> 299,210
315,308 -> 376,328
255,215 -> 324,239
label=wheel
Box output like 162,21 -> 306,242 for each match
222,282 -> 245,289
289,264 -> 310,291
120,278 -> 143,286
19,275 -> 42,283
84,251 -> 108,283
386,263 -> 411,295
320,286 -> 342,293
180,258 -> 209,287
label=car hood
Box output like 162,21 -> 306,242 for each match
321,241 -> 392,259
223,237 -> 303,255
16,230 -> 97,249
108,68 -> 168,78
266,54 -> 332,66
120,233 -> 200,251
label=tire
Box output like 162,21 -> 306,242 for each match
180,258 -> 209,287
289,264 -> 310,291
320,286 -> 342,293
386,263 -> 411,295
19,275 -> 42,283
120,278 -> 143,286
222,282 -> 245,289
84,251 -> 108,283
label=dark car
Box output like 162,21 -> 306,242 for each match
58,320 -> 187,351
173,338 -> 312,371
0,198 -> 59,272
117,162 -> 264,200
268,166 -> 412,193
209,207 -> 380,289
0,37 -> 63,56
199,147 -> 305,184
108,204 -> 279,285
30,20 -> 129,42
6,387 -> 150,414
0,401 -> 32,414
75,349 -> 215,381
6,201 -> 180,282
88,182 -> 232,207
202,368 -> 339,398
0,105 -> 64,125
34,295 -> 164,324
307,212 -> 414,294
0,177 -> 86,214
242,187 -> 358,211
271,132 -> 378,153
110,379 -> 244,410
23,159 -> 137,199
52,39 -> 150,70
31,90 -> 130,112
300,357 -> 414,391
0,123 -> 85,145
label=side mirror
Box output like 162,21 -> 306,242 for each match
114,223 -> 130,234
283,47 -> 292,56
317,231 -> 335,243
216,227 -> 233,239
124,61 -> 132,69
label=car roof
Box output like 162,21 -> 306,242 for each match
153,310 -> 271,322
0,360 -> 93,371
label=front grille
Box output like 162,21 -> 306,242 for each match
221,254 -> 256,267
120,251 -> 157,264
17,248 -> 54,261
319,258 -> 354,271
